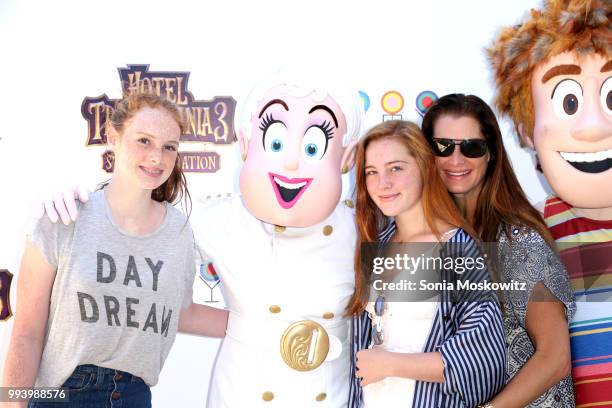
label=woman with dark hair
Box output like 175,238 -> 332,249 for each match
347,120 -> 506,407
2,91 -> 228,407
422,93 -> 576,407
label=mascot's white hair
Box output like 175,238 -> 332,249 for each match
235,65 -> 365,147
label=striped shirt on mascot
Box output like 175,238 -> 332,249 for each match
487,0 -> 612,405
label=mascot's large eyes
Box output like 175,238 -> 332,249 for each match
260,114 -> 288,154
551,79 -> 583,119
263,123 -> 288,153
302,123 -> 333,161
601,77 -> 612,114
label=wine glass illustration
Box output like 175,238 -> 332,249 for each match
198,261 -> 221,303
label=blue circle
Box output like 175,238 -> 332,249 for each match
415,91 -> 438,113
359,90 -> 371,113
271,139 -> 283,152
305,143 -> 318,157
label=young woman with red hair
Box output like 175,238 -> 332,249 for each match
347,120 -> 506,408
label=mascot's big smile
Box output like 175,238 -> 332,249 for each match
269,172 -> 313,209
560,148 -> 612,173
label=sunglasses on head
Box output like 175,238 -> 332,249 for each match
431,138 -> 488,158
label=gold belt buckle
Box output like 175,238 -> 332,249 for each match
280,320 -> 330,371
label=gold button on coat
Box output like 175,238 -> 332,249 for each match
316,393 -> 327,401
274,225 -> 286,233
269,305 -> 281,313
323,225 -> 333,236
262,391 -> 274,401
344,199 -> 354,208
322,312 -> 334,319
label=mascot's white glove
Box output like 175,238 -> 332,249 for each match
38,185 -> 90,225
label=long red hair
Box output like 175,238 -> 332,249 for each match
345,121 -> 474,315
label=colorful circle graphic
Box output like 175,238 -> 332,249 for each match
415,91 -> 438,115
359,90 -> 371,113
381,91 -> 404,115
199,261 -> 220,283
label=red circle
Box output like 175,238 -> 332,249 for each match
423,96 -> 433,108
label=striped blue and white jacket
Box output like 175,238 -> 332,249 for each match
348,226 -> 507,407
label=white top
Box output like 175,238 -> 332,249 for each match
362,234 -> 453,408
362,300 -> 438,408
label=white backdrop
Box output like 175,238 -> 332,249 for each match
0,1 -> 549,406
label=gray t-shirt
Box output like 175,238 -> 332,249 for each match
29,190 -> 195,387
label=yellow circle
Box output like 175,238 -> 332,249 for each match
316,393 -> 327,401
269,305 -> 281,314
381,91 -> 405,114
275,225 -> 286,233
323,225 -> 333,236
322,312 -> 334,320
262,391 -> 274,401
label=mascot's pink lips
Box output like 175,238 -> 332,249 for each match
268,172 -> 313,209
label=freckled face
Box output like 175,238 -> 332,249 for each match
531,52 -> 612,209
239,88 -> 348,227
364,138 -> 423,217
112,107 -> 181,191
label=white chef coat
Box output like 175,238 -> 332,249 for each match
191,195 -> 356,407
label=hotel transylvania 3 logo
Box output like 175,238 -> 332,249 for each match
81,65 -> 236,173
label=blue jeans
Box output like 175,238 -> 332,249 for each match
28,365 -> 151,408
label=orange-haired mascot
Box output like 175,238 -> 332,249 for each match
488,0 -> 611,405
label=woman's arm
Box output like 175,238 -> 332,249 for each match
356,348 -> 444,386
180,238 -> 228,337
489,284 -> 571,408
1,241 -> 56,407
178,304 -> 228,337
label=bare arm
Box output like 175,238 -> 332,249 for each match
1,241 -> 56,407
178,303 -> 228,337
356,348 -> 444,386
490,283 -> 571,408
